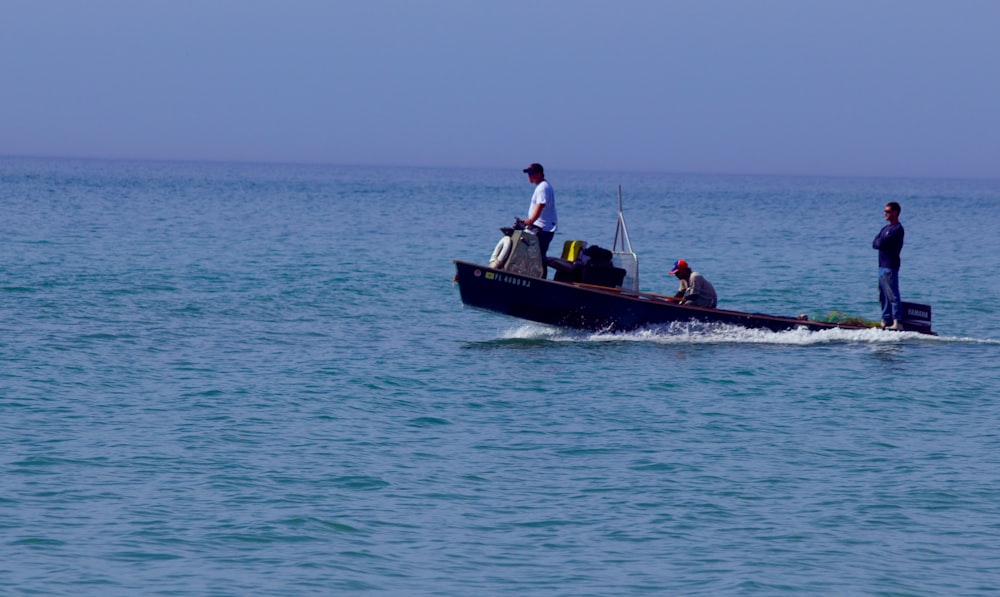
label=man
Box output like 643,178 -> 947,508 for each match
669,259 -> 717,308
873,201 -> 905,330
522,163 -> 557,258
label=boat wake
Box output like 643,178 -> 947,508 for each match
498,322 -> 997,346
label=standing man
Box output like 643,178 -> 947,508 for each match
522,163 -> 558,259
873,201 -> 905,330
669,259 -> 717,308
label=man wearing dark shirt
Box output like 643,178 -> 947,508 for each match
873,202 -> 904,330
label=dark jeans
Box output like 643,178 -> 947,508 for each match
536,230 -> 555,258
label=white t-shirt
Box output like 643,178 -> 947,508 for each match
528,180 -> 558,232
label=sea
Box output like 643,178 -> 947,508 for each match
2,156 -> 999,596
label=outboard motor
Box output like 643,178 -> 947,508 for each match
900,302 -> 934,334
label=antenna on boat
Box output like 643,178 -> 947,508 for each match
612,185 -> 639,294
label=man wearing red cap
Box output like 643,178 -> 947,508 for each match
669,259 -> 717,308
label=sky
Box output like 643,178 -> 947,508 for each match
2,0 -> 999,179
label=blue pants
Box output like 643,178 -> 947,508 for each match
878,267 -> 902,324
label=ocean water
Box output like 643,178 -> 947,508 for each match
2,157 -> 999,595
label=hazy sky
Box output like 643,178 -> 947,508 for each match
2,0 -> 998,178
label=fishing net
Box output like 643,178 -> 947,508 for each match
819,311 -> 880,327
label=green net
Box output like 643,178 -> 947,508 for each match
819,311 -> 880,327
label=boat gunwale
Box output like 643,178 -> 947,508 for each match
454,259 -> 877,333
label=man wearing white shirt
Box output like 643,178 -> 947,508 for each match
522,162 -> 558,259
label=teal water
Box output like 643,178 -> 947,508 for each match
2,157 -> 1000,595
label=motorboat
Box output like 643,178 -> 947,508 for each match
454,188 -> 935,335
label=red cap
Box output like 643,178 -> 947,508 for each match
669,259 -> 689,274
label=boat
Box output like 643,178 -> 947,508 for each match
453,188 -> 936,336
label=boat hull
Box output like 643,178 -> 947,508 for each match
454,260 -> 934,334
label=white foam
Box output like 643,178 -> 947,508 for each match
499,321 -> 997,345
